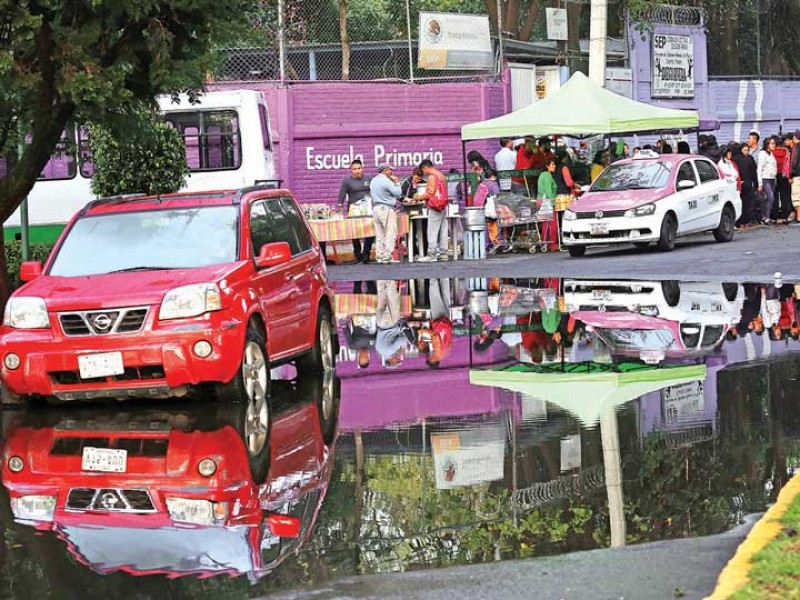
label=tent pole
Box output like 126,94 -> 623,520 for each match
462,139 -> 471,207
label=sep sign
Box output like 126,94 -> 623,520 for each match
652,34 -> 695,98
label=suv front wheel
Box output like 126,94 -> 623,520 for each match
298,305 -> 336,373
219,326 -> 271,405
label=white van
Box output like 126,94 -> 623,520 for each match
3,90 -> 276,243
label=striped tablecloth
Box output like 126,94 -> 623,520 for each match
309,214 -> 410,243
335,293 -> 413,317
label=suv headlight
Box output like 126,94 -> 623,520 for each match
563,209 -> 577,221
3,297 -> 50,329
166,498 -> 228,525
624,204 -> 656,218
159,284 -> 222,320
11,495 -> 56,521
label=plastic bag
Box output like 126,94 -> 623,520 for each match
484,194 -> 497,219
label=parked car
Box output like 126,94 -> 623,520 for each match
1,374 -> 339,581
562,151 -> 741,256
0,185 -> 337,413
564,279 -> 743,362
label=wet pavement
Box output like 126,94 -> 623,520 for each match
2,275 -> 800,598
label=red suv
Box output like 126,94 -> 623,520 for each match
0,186 -> 337,411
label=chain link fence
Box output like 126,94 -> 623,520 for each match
215,0 -> 502,83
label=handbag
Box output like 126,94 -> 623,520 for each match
484,195 -> 497,219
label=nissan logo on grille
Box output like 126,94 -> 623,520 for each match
595,210 -> 604,219
92,314 -> 113,332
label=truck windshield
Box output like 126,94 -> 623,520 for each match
49,206 -> 239,277
592,162 -> 672,191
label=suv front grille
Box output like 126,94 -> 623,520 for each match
58,307 -> 149,336
49,365 -> 165,386
66,488 -> 156,513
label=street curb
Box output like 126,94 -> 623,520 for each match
705,472 -> 800,599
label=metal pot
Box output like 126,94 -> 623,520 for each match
463,206 -> 486,231
469,291 -> 490,314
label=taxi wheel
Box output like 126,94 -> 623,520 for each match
722,282 -> 739,302
298,305 -> 336,374
657,214 -> 677,252
568,246 -> 586,258
713,205 -> 735,242
662,281 -> 681,307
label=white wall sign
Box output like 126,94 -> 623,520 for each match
546,8 -> 568,41
651,33 -> 695,98
418,12 -> 493,70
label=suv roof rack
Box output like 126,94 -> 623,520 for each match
232,180 -> 284,204
79,191 -> 235,216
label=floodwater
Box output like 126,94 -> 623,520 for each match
1,276 -> 799,598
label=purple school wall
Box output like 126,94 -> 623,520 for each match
210,80 -> 510,204
628,21 -> 800,146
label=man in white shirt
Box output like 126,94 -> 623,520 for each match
493,138 -> 516,191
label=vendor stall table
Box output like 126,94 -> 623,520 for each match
308,214 -> 410,263
408,213 -> 461,262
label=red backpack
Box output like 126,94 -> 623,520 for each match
427,172 -> 449,211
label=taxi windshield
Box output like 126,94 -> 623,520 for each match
592,161 -> 672,192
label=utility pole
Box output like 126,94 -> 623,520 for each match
278,0 -> 286,82
588,0 -> 608,87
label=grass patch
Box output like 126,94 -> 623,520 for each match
732,497 -> 800,599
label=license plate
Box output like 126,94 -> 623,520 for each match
78,352 -> 124,379
590,223 -> 609,236
592,290 -> 612,301
81,447 -> 127,473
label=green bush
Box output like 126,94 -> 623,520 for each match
4,241 -> 56,289
90,112 -> 189,197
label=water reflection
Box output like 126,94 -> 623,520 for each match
2,276 -> 800,597
0,374 -> 338,588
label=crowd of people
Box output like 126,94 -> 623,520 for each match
332,129 -> 800,264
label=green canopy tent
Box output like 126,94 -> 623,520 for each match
461,71 -> 700,141
469,362 -> 707,428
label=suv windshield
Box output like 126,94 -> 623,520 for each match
591,161 -> 672,192
49,206 -> 239,277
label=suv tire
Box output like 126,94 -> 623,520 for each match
298,305 -> 336,373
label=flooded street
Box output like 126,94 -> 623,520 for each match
1,276 -> 799,598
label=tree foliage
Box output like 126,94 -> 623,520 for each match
89,114 -> 189,197
0,0 -> 250,309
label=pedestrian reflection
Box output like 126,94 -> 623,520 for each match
1,373 -> 340,582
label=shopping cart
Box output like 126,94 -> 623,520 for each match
489,203 -> 559,254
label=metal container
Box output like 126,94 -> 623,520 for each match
469,291 -> 490,314
463,206 -> 486,231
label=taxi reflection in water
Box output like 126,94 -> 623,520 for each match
1,373 -> 339,581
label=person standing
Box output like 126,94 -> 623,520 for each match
414,159 -> 450,262
791,130 -> 800,218
494,138 -> 516,192
774,134 -> 794,223
748,131 -> 761,164
733,143 -> 759,227
757,136 -> 778,225
338,159 -> 375,263
370,163 -> 404,264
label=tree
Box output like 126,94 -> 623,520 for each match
89,112 -> 189,197
0,0 -> 250,311
339,0 -> 350,80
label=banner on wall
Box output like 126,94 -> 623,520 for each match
418,12 -> 493,71
652,33 -> 695,98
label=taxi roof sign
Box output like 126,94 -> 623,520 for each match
633,149 -> 661,159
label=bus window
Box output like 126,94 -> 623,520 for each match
258,104 -> 272,152
78,125 -> 95,177
38,130 -> 76,180
164,110 -> 241,172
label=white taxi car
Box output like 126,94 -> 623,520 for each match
564,279 -> 743,362
562,151 -> 741,257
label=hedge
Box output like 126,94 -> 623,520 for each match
4,241 -> 56,289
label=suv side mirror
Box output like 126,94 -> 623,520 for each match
255,242 -> 291,268
677,179 -> 696,190
266,513 -> 301,538
19,261 -> 43,282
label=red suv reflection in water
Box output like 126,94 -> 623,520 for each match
0,187 -> 337,414
1,375 -> 339,580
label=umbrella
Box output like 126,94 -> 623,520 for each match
470,363 -> 707,428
